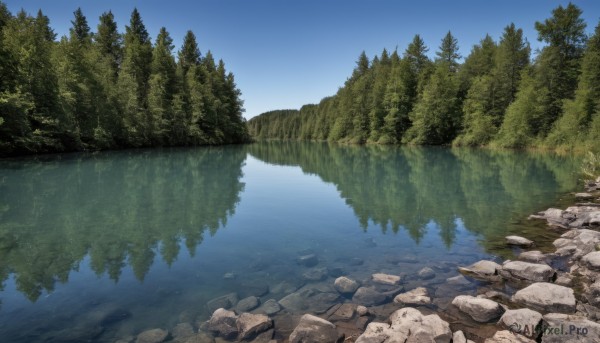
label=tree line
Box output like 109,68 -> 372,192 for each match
248,4 -> 599,151
0,3 -> 249,156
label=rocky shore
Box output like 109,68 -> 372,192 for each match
117,177 -> 600,343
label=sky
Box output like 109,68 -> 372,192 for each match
3,1 -> 600,119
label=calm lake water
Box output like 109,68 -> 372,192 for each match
0,142 -> 582,342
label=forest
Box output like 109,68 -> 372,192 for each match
248,4 -> 600,152
0,3 -> 249,156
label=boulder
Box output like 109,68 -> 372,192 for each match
575,192 -> 594,199
541,313 -> 600,342
518,250 -> 548,264
355,307 -> 451,343
356,305 -> 368,316
328,303 -> 356,321
207,308 -> 238,339
458,260 -> 501,281
352,286 -> 391,306
512,283 -> 576,313
206,293 -> 238,313
236,313 -> 273,340
418,267 -> 436,280
235,296 -> 260,313
136,329 -> 168,343
446,275 -> 473,289
393,287 -> 431,305
499,261 -> 555,282
484,330 -> 536,343
498,308 -> 542,335
582,251 -> 600,271
256,299 -> 281,316
278,287 -> 340,314
333,276 -> 359,295
372,273 -> 401,285
288,314 -> 344,343
506,236 -> 534,247
452,295 -> 504,322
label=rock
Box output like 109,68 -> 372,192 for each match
575,193 -> 595,199
541,208 -> 568,226
446,275 -> 472,288
207,308 -> 238,339
355,307 -> 451,343
393,287 -> 431,305
453,330 -> 467,343
172,323 -> 195,339
178,332 -> 215,343
458,260 -> 501,281
371,273 -> 401,285
518,250 -> 548,264
541,313 -> 600,342
582,251 -> 600,270
452,295 -> 504,322
236,313 -> 273,340
484,330 -> 536,343
278,287 -> 340,314
303,267 -> 328,281
499,261 -> 555,282
418,267 -> 436,280
288,314 -> 344,343
329,303 -> 356,321
555,274 -> 573,287
512,283 -> 576,313
236,296 -> 260,313
498,308 -> 542,335
206,293 -> 238,313
256,299 -> 281,316
348,257 -> 364,266
506,236 -> 534,247
356,305 -> 368,316
297,254 -> 318,267
239,281 -> 270,298
333,276 -> 359,295
352,287 -> 389,306
136,329 -> 168,343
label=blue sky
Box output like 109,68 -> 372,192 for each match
4,1 -> 600,119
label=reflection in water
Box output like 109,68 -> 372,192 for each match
247,142 -> 580,251
0,147 -> 246,302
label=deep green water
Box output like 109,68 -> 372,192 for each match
0,142 -> 582,342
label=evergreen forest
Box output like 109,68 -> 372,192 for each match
248,4 -> 600,152
0,3 -> 249,156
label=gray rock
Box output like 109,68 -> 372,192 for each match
446,275 -> 472,289
372,273 -> 401,285
236,313 -> 273,340
453,330 -> 467,343
207,308 -> 238,339
278,287 -> 340,314
333,276 -> 359,295
256,299 -> 281,316
136,329 -> 168,343
512,283 -> 576,313
289,314 -> 344,343
171,323 -> 195,339
582,251 -> 600,270
452,295 -> 504,322
541,313 -> 600,342
575,193 -> 595,199
328,303 -> 356,321
303,267 -> 328,281
499,261 -> 555,282
297,254 -> 318,267
518,250 -> 548,264
393,287 -> 431,305
506,236 -> 534,247
484,330 -> 536,343
236,296 -> 260,313
177,332 -> 215,343
206,293 -> 238,313
498,308 -> 542,335
458,260 -> 501,281
356,305 -> 368,316
356,307 -> 451,343
418,267 -> 436,280
352,287 -> 389,306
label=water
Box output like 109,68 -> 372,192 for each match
0,142 -> 581,342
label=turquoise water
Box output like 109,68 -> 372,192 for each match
0,143 -> 581,342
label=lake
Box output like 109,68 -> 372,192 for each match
0,142 -> 582,342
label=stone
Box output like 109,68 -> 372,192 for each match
498,308 -> 542,335
512,283 -> 576,313
458,260 -> 501,281
453,330 -> 467,343
236,313 -> 273,340
297,254 -> 318,267
446,275 -> 472,288
278,287 -> 340,314
256,299 -> 281,316
206,293 -> 238,313
355,307 -> 451,343
582,251 -> 600,270
484,330 -> 536,343
541,313 -> 600,342
356,305 -> 368,316
518,250 -> 548,264
236,296 -> 260,313
207,308 -> 238,339
352,287 -> 389,306
452,295 -> 504,323
372,273 -> 401,285
418,267 -> 436,280
348,257 -> 364,266
329,303 -> 356,321
333,276 -> 359,295
499,261 -> 555,282
303,267 -> 328,281
506,236 -> 534,247
136,329 -> 168,343
393,287 -> 431,305
172,323 -> 195,339
288,314 -> 344,343
575,192 -> 595,199
179,332 -> 215,343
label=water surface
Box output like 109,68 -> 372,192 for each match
0,143 -> 581,342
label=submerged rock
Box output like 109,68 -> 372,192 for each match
256,299 -> 281,316
452,295 -> 504,323
512,283 -> 576,313
352,286 -> 395,306
499,260 -> 555,282
236,313 -> 273,340
458,260 -> 501,281
393,287 -> 431,305
206,293 -> 238,313
333,276 -> 359,295
289,314 -> 344,343
136,328 -> 168,343
303,267 -> 328,281
372,273 -> 401,285
506,235 -> 534,247
278,287 -> 340,314
171,323 -> 195,339
297,254 -> 318,267
235,296 -> 260,313
418,267 -> 436,280
207,308 -> 238,339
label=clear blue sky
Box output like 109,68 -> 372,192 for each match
4,1 -> 600,119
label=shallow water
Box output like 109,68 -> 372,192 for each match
0,142 -> 582,342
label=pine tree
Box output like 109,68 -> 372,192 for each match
95,11 -> 122,76
436,31 -> 461,72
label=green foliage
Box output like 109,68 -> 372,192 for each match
0,4 -> 248,156
581,151 -> 600,179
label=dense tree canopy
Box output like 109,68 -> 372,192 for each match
248,3 -> 598,152
0,3 -> 249,156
